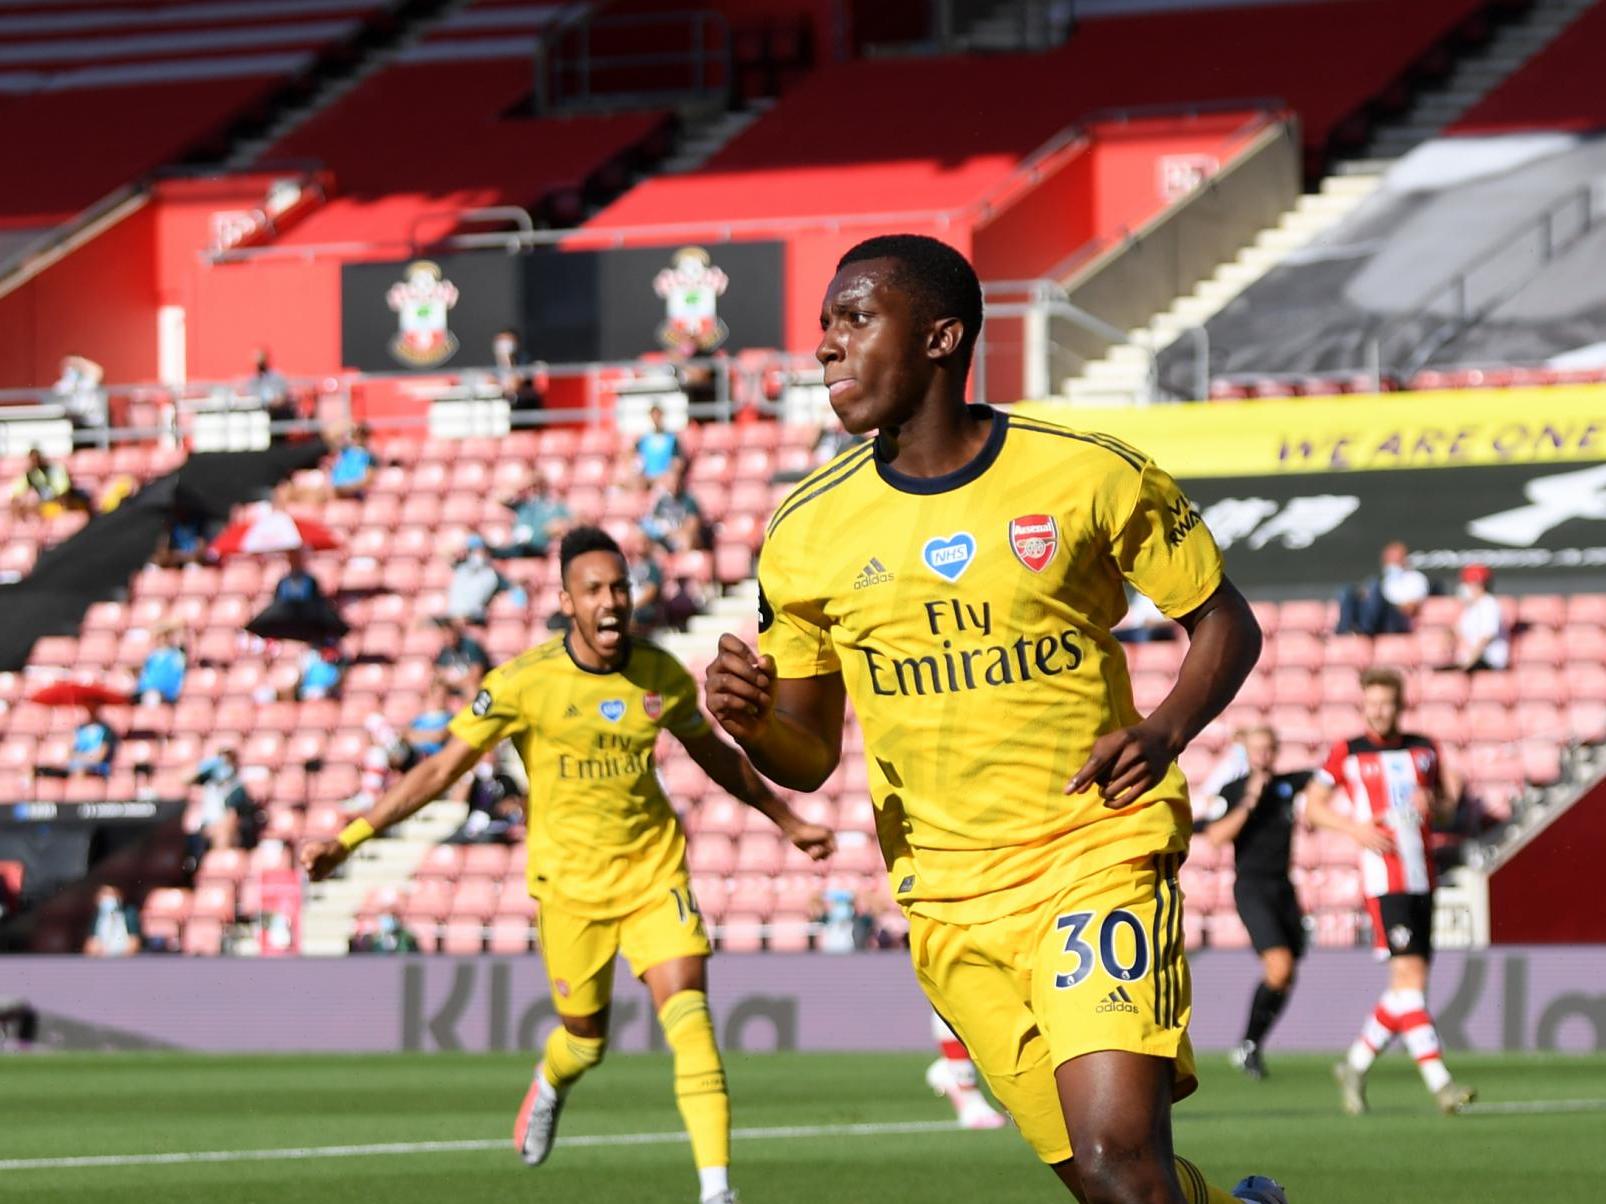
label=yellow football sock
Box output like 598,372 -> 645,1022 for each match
658,989 -> 730,1172
1175,1156 -> 1239,1204
541,1026 -> 605,1093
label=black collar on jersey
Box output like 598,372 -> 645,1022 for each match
873,404 -> 1006,496
564,630 -> 632,675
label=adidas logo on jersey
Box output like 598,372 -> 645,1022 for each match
853,557 -> 894,590
1097,986 -> 1139,1015
564,705 -> 581,718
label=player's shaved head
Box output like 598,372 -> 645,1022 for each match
836,234 -> 983,367
559,525 -> 625,586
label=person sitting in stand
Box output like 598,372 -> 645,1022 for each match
352,909 -> 420,955
490,473 -> 571,561
641,460 -> 710,553
444,535 -> 524,625
53,353 -> 106,430
185,748 -> 260,864
135,623 -> 188,705
434,618 -> 492,693
634,405 -> 684,485
1447,563 -> 1509,672
621,526 -> 666,635
83,885 -> 141,957
9,449 -> 91,520
351,680 -> 460,811
1336,541 -> 1430,636
296,639 -> 346,701
38,706 -> 118,779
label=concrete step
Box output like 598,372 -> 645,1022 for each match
1079,359 -> 1149,386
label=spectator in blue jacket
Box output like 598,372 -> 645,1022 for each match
136,625 -> 188,705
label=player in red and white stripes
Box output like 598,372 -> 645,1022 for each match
926,1011 -> 1006,1129
1303,667 -> 1476,1116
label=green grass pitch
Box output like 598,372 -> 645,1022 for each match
4,1051 -> 1603,1202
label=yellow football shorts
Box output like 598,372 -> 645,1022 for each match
535,874 -> 712,1017
909,852 -> 1196,1163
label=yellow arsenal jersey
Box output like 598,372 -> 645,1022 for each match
758,406 -> 1224,924
448,634 -> 710,917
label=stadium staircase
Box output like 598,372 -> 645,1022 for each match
221,0 -> 466,172
1357,0 -> 1598,162
1062,173 -> 1383,406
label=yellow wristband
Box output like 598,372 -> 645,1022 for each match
337,817 -> 376,852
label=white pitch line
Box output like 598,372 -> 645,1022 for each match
1460,1098 -> 1606,1115
0,1119 -> 963,1172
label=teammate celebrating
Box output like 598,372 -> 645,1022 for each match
705,234 -> 1286,1204
303,526 -> 834,1204
1200,725 -> 1311,1080
1303,667 -> 1475,1117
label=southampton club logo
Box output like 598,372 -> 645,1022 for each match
386,260 -> 460,368
1009,514 -> 1059,573
654,246 -> 730,354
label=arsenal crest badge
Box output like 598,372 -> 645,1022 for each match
1009,514 -> 1059,573
643,692 -> 663,720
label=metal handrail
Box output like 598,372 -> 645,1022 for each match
1384,183 -> 1598,380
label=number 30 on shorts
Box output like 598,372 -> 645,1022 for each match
1053,909 -> 1151,989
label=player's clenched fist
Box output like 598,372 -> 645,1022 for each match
704,633 -> 775,744
300,838 -> 349,882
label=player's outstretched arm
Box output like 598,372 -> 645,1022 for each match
1302,777 -> 1394,854
677,728 -> 835,862
300,736 -> 483,880
1070,578 -> 1262,809
704,633 -> 845,792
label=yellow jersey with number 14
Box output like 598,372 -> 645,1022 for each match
757,406 -> 1224,925
448,634 -> 710,918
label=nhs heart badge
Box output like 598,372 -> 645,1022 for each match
922,532 -> 975,582
599,699 -> 626,722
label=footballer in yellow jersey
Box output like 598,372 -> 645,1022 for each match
304,526 -> 833,1204
707,237 -> 1285,1204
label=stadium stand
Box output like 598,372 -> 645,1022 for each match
250,20 -> 676,241
1450,0 -> 1606,134
6,419 -> 1593,957
0,1 -> 396,225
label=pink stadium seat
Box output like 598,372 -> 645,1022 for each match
719,914 -> 765,952
143,887 -> 192,925
182,918 -> 225,957
416,844 -> 464,881
1314,910 -> 1360,948
1520,742 -> 1562,786
489,916 -> 532,954
687,836 -> 736,876
768,918 -> 813,952
191,883 -> 237,923
1567,702 -> 1606,744
696,798 -> 744,837
726,875 -> 775,918
404,878 -> 455,922
1468,671 -> 1519,706
1209,911 -> 1252,949
496,887 -> 539,918
736,834 -> 784,875
689,875 -> 730,920
197,848 -> 250,886
440,919 -> 486,955
461,844 -> 511,879
828,834 -> 882,875
452,879 -> 501,924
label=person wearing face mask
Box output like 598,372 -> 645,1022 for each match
493,329 -> 522,394
84,885 -> 141,957
444,534 -> 525,625
1447,563 -> 1508,672
354,908 -> 420,954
